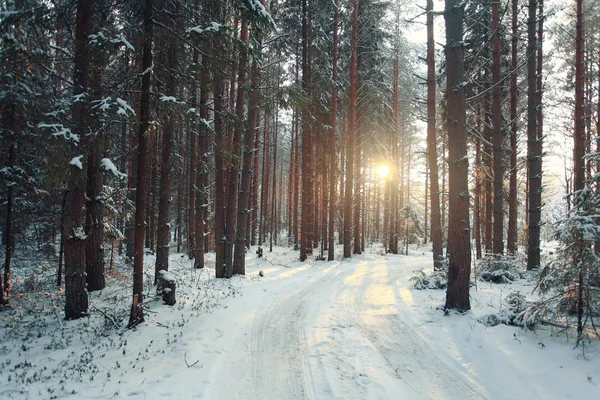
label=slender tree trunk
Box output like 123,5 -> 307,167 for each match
85,3 -> 108,292
155,27 -> 178,283
573,0 -> 585,342
260,109 -> 270,246
213,0 -> 228,278
300,0 -> 313,261
188,46 -> 198,258
444,0 -> 471,311
526,0 -> 541,270
328,0 -> 339,261
344,0 -> 358,259
226,19 -> 248,275
288,108 -> 296,244
2,138 -> 15,303
234,22 -> 257,275
129,0 -> 153,326
194,52 -> 210,269
64,0 -> 92,320
474,138 -> 483,259
270,108 -> 279,253
427,0 -> 443,269
492,0 -> 505,255
507,0 -> 519,255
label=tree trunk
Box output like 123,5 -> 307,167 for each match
427,0 -> 443,269
233,22 -> 257,275
474,138 -> 483,259
2,138 -> 15,304
194,57 -> 209,270
526,0 -> 541,270
444,0 -> 471,311
155,27 -> 178,284
213,0 -> 228,279
64,0 -> 92,320
573,0 -> 585,342
492,0 -> 505,255
343,0 -> 358,259
85,3 -> 108,292
300,0 -> 313,261
129,0 -> 153,326
507,0 -> 519,255
328,0 -> 339,261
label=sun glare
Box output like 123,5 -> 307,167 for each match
377,165 -> 390,178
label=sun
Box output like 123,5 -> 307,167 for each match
377,164 -> 390,178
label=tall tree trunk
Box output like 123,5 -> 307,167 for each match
213,0 -> 228,278
233,21 -> 256,275
270,108 -> 279,252
484,104 -> 493,254
328,0 -> 339,261
300,0 -> 313,261
526,0 -> 541,270
427,0 -> 443,269
507,0 -> 519,255
474,138 -> 483,259
194,56 -> 210,270
492,0 -> 505,255
573,0 -> 585,342
226,19 -> 248,275
64,0 -> 92,320
260,109 -> 270,246
85,2 -> 108,292
2,137 -> 15,304
444,0 -> 471,311
129,0 -> 153,326
343,0 -> 358,259
155,26 -> 178,283
188,46 -> 198,258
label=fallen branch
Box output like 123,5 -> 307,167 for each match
184,351 -> 200,368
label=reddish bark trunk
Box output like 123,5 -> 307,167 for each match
444,0 -> 471,311
526,0 -> 542,270
427,0 -> 443,269
492,0 -> 505,255
129,0 -> 153,326
507,0 -> 519,255
343,0 -> 358,259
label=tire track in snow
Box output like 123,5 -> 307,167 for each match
340,260 -> 490,400
249,264 -> 342,400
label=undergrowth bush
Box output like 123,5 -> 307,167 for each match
478,255 -> 524,284
410,258 -> 448,290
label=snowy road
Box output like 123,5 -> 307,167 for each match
209,256 -> 489,400
4,249 -> 600,400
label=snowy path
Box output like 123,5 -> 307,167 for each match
210,256 -> 489,400
4,249 -> 599,399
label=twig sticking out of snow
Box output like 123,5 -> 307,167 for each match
184,351 -> 200,368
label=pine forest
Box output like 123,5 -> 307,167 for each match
1,0 -> 600,398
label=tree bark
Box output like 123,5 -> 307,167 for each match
507,0 -> 519,255
328,0 -> 339,261
300,0 -> 314,261
444,0 -> 471,311
233,21 -> 257,275
129,0 -> 153,326
155,24 -> 178,284
64,0 -> 92,320
427,0 -> 443,269
213,0 -> 228,278
492,0 -> 505,255
343,0 -> 358,259
526,0 -> 542,270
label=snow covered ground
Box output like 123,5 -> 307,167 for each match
1,245 -> 599,399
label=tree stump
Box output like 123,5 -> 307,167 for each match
158,270 -> 176,306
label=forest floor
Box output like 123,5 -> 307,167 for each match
1,243 -> 600,399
